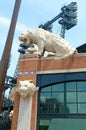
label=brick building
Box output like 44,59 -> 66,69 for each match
11,51 -> 86,130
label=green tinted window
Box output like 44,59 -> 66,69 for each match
39,81 -> 86,114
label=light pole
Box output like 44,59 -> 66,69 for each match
0,0 -> 22,110
59,2 -> 78,38
39,2 -> 78,38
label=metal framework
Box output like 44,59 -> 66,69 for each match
39,2 -> 78,38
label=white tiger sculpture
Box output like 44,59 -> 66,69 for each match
25,44 -> 38,54
9,80 -> 38,99
17,80 -> 37,98
19,28 -> 78,59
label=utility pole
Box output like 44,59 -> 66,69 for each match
0,0 -> 22,110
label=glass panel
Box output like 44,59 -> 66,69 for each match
77,82 -> 86,91
52,92 -> 64,103
40,93 -> 51,103
78,104 -> 86,113
40,92 -> 64,114
39,119 -> 50,130
66,82 -> 76,91
78,92 -> 86,102
41,86 -> 51,92
52,83 -> 64,92
67,92 -> 77,102
58,103 -> 65,114
67,104 -> 77,113
40,93 -> 51,113
50,93 -> 64,113
39,81 -> 86,115
41,98 -> 63,114
40,120 -> 50,126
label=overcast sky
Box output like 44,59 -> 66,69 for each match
0,0 -> 86,77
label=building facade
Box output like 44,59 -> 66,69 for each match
11,53 -> 86,130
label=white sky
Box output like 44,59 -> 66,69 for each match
0,0 -> 86,77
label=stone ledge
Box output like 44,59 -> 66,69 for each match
19,53 -> 86,61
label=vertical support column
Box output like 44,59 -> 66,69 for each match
17,96 -> 32,130
11,55 -> 40,130
30,90 -> 39,130
16,85 -> 38,130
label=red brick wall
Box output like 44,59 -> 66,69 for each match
18,54 -> 86,73
11,93 -> 20,130
11,54 -> 86,130
38,55 -> 86,71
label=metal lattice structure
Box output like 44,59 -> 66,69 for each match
39,2 -> 78,38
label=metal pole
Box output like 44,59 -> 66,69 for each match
60,25 -> 66,38
0,0 -> 22,110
